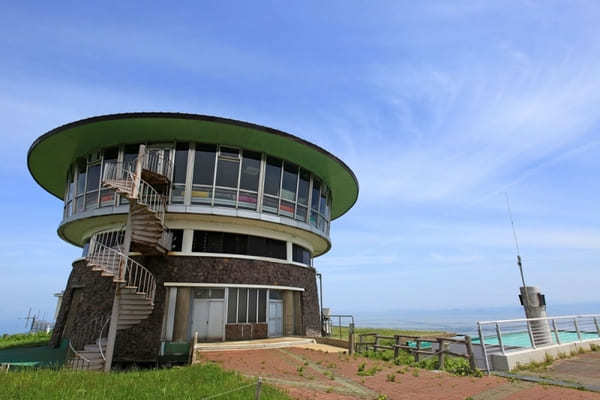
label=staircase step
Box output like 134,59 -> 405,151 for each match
131,223 -> 161,229
84,345 -> 107,352
132,232 -> 163,240
118,314 -> 146,321
77,351 -> 105,359
120,303 -> 153,310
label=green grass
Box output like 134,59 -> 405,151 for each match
359,349 -> 482,377
329,326 -> 449,342
0,363 -> 290,400
0,332 -> 52,350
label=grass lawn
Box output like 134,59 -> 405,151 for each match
0,363 -> 290,400
0,332 -> 52,350
328,325 -> 450,342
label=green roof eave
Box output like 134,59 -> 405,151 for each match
28,113 -> 359,219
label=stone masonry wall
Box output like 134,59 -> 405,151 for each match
51,256 -> 320,363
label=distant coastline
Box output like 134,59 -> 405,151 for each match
341,302 -> 600,336
3,302 -> 599,336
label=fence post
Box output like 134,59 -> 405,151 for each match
526,320 -> 537,349
477,322 -> 491,374
495,323 -> 505,354
594,318 -> 600,337
574,318 -> 582,341
255,377 -> 262,400
189,331 -> 198,364
465,335 -> 476,371
358,334 -> 363,353
415,340 -> 421,362
394,335 -> 400,359
348,323 -> 355,355
437,339 -> 447,370
374,335 -> 380,352
552,319 -> 561,344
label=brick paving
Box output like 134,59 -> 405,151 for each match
197,347 -> 600,399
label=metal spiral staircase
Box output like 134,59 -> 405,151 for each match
67,147 -> 172,371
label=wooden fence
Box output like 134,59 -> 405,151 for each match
357,333 -> 476,371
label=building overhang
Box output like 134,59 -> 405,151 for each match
59,208 -> 332,256
28,112 -> 359,220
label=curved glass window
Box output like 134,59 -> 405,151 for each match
100,147 -> 118,208
64,166 -> 74,218
238,151 -> 260,210
214,147 -> 240,207
64,142 -> 332,235
280,163 -> 298,218
191,144 -> 216,204
192,230 -> 286,260
120,145 -> 139,205
263,157 -> 282,214
292,244 -> 311,266
171,143 -> 188,204
170,229 -> 184,252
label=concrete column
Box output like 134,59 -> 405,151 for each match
173,288 -> 191,342
520,286 -> 552,346
293,292 -> 302,335
283,291 -> 295,336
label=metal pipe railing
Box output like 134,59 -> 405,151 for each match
142,151 -> 174,181
477,314 -> 600,373
86,239 -> 157,304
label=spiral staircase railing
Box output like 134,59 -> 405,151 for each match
73,146 -> 169,371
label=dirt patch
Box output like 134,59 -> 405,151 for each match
197,347 -> 600,399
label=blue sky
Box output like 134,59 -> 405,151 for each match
1,2 -> 599,333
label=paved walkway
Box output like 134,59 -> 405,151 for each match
510,351 -> 600,390
197,347 -> 600,399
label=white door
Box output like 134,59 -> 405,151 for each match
207,301 -> 224,339
192,300 -> 224,341
268,301 -> 283,337
192,300 -> 209,340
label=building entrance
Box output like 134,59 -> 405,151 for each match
268,300 -> 283,337
191,299 -> 224,341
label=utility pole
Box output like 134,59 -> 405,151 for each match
505,193 -> 530,307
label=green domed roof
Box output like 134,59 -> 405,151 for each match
28,113 -> 358,219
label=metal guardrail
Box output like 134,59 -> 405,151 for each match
143,150 -> 173,182
65,313 -> 110,370
137,178 -> 167,224
325,314 -> 354,339
477,314 -> 600,373
86,240 -> 157,304
103,160 -> 168,225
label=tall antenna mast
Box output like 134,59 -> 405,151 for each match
505,192 -> 530,307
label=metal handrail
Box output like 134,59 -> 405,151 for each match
137,178 -> 167,224
102,160 -> 135,187
476,313 -> 600,373
478,314 -> 600,324
68,340 -> 91,363
98,317 -> 110,361
102,160 -> 168,224
142,150 -> 173,181
87,239 -> 157,304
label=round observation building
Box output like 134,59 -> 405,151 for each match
28,112 -> 358,368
